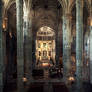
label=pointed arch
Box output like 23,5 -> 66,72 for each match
3,0 -> 16,18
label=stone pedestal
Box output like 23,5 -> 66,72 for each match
16,0 -> 24,91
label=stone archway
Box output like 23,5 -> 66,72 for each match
2,2 -> 17,84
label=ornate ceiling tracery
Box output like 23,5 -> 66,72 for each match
2,0 -> 91,18
2,0 -> 91,12
2,0 -> 91,34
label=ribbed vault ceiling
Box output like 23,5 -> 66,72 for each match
2,0 -> 91,34
32,0 -> 61,31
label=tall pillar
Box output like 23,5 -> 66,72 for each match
16,0 -> 24,91
55,31 -> 60,65
76,0 -> 83,90
24,20 -> 33,83
89,5 -> 92,84
62,13 -> 72,83
83,17 -> 90,82
0,0 -> 3,92
23,1 -> 33,82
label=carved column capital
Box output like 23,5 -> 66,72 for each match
76,0 -> 83,8
62,13 -> 72,20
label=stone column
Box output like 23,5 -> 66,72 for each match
76,0 -> 83,90
24,20 -> 33,83
32,34 -> 36,68
16,0 -> 24,91
2,31 -> 6,85
62,13 -> 72,83
90,22 -> 92,83
0,0 -> 3,92
83,17 -> 90,82
89,5 -> 92,84
55,18 -> 61,65
55,31 -> 60,65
